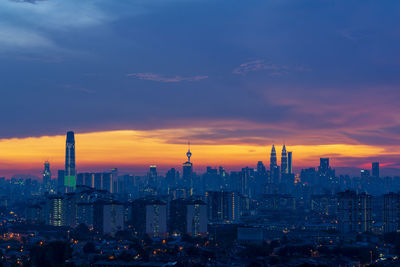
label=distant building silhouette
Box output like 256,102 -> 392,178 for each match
182,143 -> 193,193
42,161 -> 51,191
169,199 -> 207,237
148,165 -> 157,187
287,151 -> 293,175
57,170 -> 65,193
372,162 -> 380,178
318,158 -> 335,185
281,145 -> 288,176
206,191 -> 240,222
383,192 -> 400,233
337,190 -> 372,233
270,145 -> 280,184
65,131 -> 76,192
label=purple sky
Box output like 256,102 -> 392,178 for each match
1,0 -> 400,172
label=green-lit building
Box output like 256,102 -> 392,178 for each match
65,131 -> 76,192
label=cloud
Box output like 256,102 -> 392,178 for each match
126,73 -> 208,83
0,0 -> 114,31
232,60 -> 311,76
233,60 -> 289,75
0,25 -> 54,49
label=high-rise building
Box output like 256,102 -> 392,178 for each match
256,161 -> 266,177
206,191 -> 240,222
76,203 -> 94,227
57,170 -> 65,193
337,190 -> 372,233
383,192 -> 400,233
318,158 -> 335,185
169,199 -> 208,237
270,145 -> 280,184
83,173 -> 94,188
270,145 -> 277,170
63,193 -> 77,227
166,168 -> 178,189
148,165 -> 157,187
169,199 -> 187,235
240,167 -> 253,196
287,152 -> 293,175
204,167 -> 219,191
93,173 -> 102,190
372,162 -> 380,178
47,195 -> 64,226
281,145 -> 288,176
182,143 -> 193,191
93,201 -> 124,235
319,158 -> 329,175
186,200 -> 208,237
65,131 -> 76,192
43,161 -> 51,191
131,199 -> 167,237
102,173 -> 112,193
77,173 -> 84,186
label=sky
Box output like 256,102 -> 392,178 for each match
1,0 -> 400,177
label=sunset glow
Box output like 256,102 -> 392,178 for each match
0,129 -> 397,177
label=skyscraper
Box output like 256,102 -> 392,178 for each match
383,192 -> 400,233
182,143 -> 193,191
270,145 -> 280,184
42,161 -> 51,190
256,161 -> 266,176
65,131 -> 76,192
57,170 -> 65,193
281,145 -> 288,176
270,145 -> 277,170
337,190 -> 372,233
287,152 -> 293,175
206,191 -> 240,222
319,158 -> 329,175
166,168 -> 178,188
148,165 -> 157,187
372,162 -> 380,178
318,157 -> 335,185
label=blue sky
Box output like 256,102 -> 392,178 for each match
1,0 -> 400,150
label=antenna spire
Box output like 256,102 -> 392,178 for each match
186,141 -> 192,162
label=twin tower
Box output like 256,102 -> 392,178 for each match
270,144 -> 293,184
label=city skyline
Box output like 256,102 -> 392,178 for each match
2,1 -> 400,266
0,129 -> 397,178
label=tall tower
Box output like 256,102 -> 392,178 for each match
43,161 -> 51,190
186,142 -> 192,163
287,152 -> 293,175
270,145 -> 280,184
65,131 -> 76,192
281,145 -> 288,176
270,145 -> 277,170
182,142 -> 193,192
